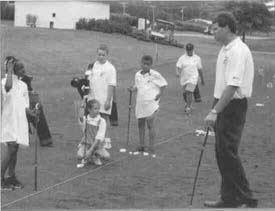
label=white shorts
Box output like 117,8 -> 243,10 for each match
183,83 -> 196,92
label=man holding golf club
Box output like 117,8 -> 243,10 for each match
204,12 -> 258,208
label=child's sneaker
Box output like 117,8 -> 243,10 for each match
93,155 -> 102,166
148,148 -> 156,158
6,175 -> 24,189
104,138 -> 112,149
184,107 -> 192,115
1,178 -> 15,190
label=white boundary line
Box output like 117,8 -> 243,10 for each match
2,131 -> 190,209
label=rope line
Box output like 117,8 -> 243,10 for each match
2,131 -> 191,209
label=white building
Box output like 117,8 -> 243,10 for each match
14,1 -> 110,29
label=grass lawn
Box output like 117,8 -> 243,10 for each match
1,23 -> 275,209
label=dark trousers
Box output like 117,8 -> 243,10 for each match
214,98 -> 256,204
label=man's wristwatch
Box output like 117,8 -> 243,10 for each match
211,109 -> 218,115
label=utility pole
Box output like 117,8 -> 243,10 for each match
121,2 -> 127,15
181,7 -> 185,21
150,5 -> 156,30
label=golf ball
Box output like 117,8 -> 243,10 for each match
133,151 -> 140,155
77,163 -> 84,168
129,151 -> 133,154
119,148 -> 126,152
143,152 -> 149,156
152,154 -> 156,158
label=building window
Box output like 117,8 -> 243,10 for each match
52,13 -> 56,18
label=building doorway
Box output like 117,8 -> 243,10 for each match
49,21 -> 54,29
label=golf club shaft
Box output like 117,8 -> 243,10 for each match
34,118 -> 39,191
83,98 -> 88,159
126,90 -> 133,147
190,128 -> 210,205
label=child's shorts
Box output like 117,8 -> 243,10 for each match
77,143 -> 110,160
183,83 -> 196,92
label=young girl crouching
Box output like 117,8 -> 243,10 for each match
77,99 -> 110,166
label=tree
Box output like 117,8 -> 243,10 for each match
1,2 -> 14,20
224,1 -> 272,42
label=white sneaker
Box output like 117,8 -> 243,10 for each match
93,156 -> 102,166
104,138 -> 112,149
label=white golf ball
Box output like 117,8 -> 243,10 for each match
129,151 -> 133,154
143,152 -> 149,156
119,148 -> 126,152
152,154 -> 156,158
133,151 -> 140,155
77,163 -> 84,168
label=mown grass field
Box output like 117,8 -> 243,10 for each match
1,22 -> 275,210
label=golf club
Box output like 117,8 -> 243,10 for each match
190,127 -> 210,205
119,89 -> 133,153
82,97 -> 89,166
34,103 -> 40,191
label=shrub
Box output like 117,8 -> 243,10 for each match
76,18 -> 88,29
111,21 -> 132,34
75,17 -> 132,35
1,2 -> 14,20
26,14 -> 38,27
110,13 -> 138,26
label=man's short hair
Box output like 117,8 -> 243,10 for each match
185,43 -> 194,51
141,55 -> 153,64
97,44 -> 109,54
213,12 -> 237,34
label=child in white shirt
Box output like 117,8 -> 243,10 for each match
87,44 -> 117,149
1,59 -> 37,190
129,55 -> 167,156
77,99 -> 110,166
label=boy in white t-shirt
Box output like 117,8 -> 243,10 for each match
129,55 -> 167,156
88,44 -> 117,147
176,43 -> 204,114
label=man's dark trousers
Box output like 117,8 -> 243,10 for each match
215,98 -> 257,205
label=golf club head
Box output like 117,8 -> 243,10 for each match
35,103 -> 40,110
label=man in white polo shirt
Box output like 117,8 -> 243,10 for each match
176,43 -> 204,114
204,12 -> 257,208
